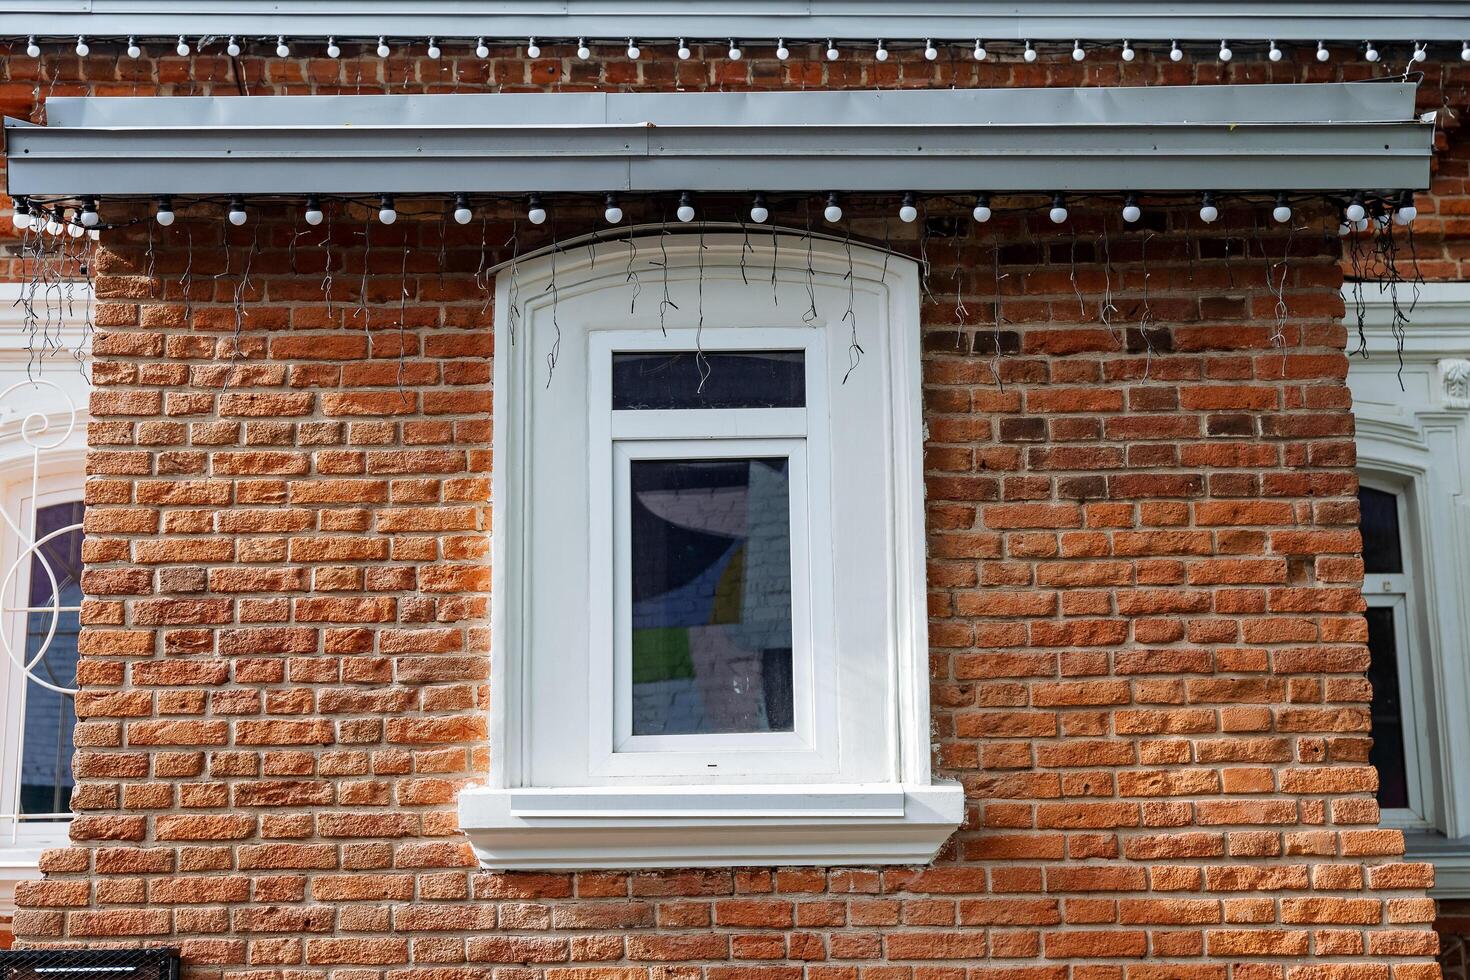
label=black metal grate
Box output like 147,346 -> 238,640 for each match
0,949 -> 179,980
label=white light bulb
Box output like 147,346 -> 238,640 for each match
526,38 -> 541,58
75,36 -> 89,56
475,39 -> 489,58
377,37 -> 391,58
604,205 -> 623,224
899,195 -> 918,223
924,40 -> 937,61
177,35 -> 190,56
68,223 -> 84,238
228,205 -> 247,226
823,195 -> 843,223
1339,221 -> 1352,237
276,36 -> 290,57
327,38 -> 341,58
729,41 -> 742,60
972,201 -> 992,223
80,203 -> 99,227
13,210 -> 30,231
1346,199 -> 1366,223
303,199 -> 323,226
1273,202 -> 1292,224
26,37 -> 39,58
1268,41 -> 1282,62
1317,41 -> 1330,62
627,39 -> 640,59
1413,43 -> 1427,63
1463,41 -> 1470,62
875,41 -> 888,62
678,39 -> 692,60
378,200 -> 397,225
750,198 -> 770,223
88,228 -> 100,241
454,195 -> 473,225
44,218 -> 61,236
1218,40 -> 1232,62
1365,42 -> 1379,62
1355,216 -> 1371,233
126,37 -> 141,58
677,193 -> 696,223
577,38 -> 590,59
1023,41 -> 1037,62
527,198 -> 547,225
427,39 -> 441,60
826,40 -> 839,60
775,40 -> 788,60
1049,205 -> 1069,224
1122,199 -> 1142,223
226,36 -> 241,56
1396,194 -> 1418,225
1072,40 -> 1085,61
1121,41 -> 1135,62
1169,41 -> 1183,62
973,40 -> 986,61
1199,203 -> 1219,223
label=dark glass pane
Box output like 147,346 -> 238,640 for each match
1359,487 -> 1404,574
1365,605 -> 1410,810
612,351 -> 805,410
629,457 -> 794,736
21,501 -> 83,817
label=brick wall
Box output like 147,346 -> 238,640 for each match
1,41 -> 1464,980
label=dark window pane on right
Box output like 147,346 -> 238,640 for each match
613,351 -> 805,410
1365,605 -> 1410,810
1359,487 -> 1404,574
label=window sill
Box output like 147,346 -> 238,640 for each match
1405,830 -> 1470,897
457,782 -> 965,869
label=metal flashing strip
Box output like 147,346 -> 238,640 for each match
1,1 -> 1467,43
5,83 -> 1433,197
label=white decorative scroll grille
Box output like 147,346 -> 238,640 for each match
0,377 -> 84,846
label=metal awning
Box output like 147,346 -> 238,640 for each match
5,82 -> 1433,197
2,1 -> 1466,43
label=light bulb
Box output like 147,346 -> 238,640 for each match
729,40 -> 742,60
1218,40 -> 1232,62
44,218 -> 61,236
826,40 -> 839,60
678,39 -> 692,60
527,195 -> 547,226
1023,40 -> 1037,62
1048,194 -> 1068,224
676,192 -> 696,223
75,36 -> 89,56
603,193 -> 623,224
1122,195 -> 1141,224
750,194 -> 770,224
1268,41 -> 1282,62
1462,41 -> 1470,62
454,194 -> 473,225
327,37 -> 341,58
823,192 -> 843,223
1169,40 -> 1183,62
1072,40 -> 1085,61
1121,41 -> 1135,62
924,40 -> 937,61
526,38 -> 541,58
126,37 -> 141,58
378,195 -> 397,225
1355,216 -> 1371,233
1413,43 -> 1427,63
973,40 -> 986,61
68,222 -> 84,238
228,198 -> 247,226
80,198 -> 99,227
12,201 -> 30,231
1199,193 -> 1219,223
627,39 -> 640,59
1317,41 -> 1330,62
177,35 -> 190,56
1346,197 -> 1366,223
304,197 -> 323,226
377,37 -> 391,58
775,40 -> 788,60
26,37 -> 39,58
226,37 -> 241,57
1396,192 -> 1417,226
1339,221 -> 1352,237
88,228 -> 100,241
972,194 -> 992,223
156,198 -> 175,226
475,38 -> 489,58
276,36 -> 290,57
875,41 -> 888,62
1365,41 -> 1379,62
577,38 -> 590,60
1272,194 -> 1292,224
899,193 -> 918,224
427,38 -> 441,60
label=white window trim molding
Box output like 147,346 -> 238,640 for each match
457,232 -> 963,869
1349,281 -> 1470,895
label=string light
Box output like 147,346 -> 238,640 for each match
1122,194 -> 1141,223
276,36 -> 290,57
25,36 -> 39,58
1268,40 -> 1282,62
973,39 -> 987,61
1023,40 -> 1037,62
526,38 -> 541,58
327,37 -> 341,58
1317,41 -> 1330,62
678,39 -> 692,60
875,40 -> 888,62
378,195 -> 397,224
1199,192 -> 1219,223
924,39 -> 938,61
1462,41 -> 1470,62
1169,40 -> 1183,62
1413,42 -> 1428,62
1072,40 -> 1086,61
1364,41 -> 1380,62
228,197 -> 248,226
1218,39 -> 1232,62
454,193 -> 474,225
304,196 -> 323,226
377,37 -> 391,58
80,197 -> 99,227
176,35 -> 190,56
826,39 -> 839,60
676,192 -> 696,223
44,215 -> 61,236
972,193 -> 992,223
88,228 -> 100,242
750,194 -> 770,224
775,39 -> 789,60
603,193 -> 623,224
899,192 -> 918,223
577,38 -> 591,59
74,36 -> 89,56
1396,191 -> 1418,225
475,38 -> 489,58
823,192 -> 843,223
1048,193 -> 1069,224
1272,193 -> 1292,223
226,36 -> 241,57
627,38 -> 640,59
1346,195 -> 1367,223
67,220 -> 84,239
527,195 -> 547,226
126,36 -> 141,58
155,196 -> 175,226
426,38 -> 441,59
1121,40 -> 1135,62
12,199 -> 30,231
728,39 -> 742,60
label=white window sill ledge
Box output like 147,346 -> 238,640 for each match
1404,831 -> 1470,897
457,782 -> 965,869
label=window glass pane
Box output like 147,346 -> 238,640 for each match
1365,605 -> 1410,810
629,458 -> 794,736
21,501 -> 83,817
1359,487 -> 1404,574
613,351 -> 805,410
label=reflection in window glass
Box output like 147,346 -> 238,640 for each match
629,458 -> 794,736
612,351 -> 805,410
1365,605 -> 1410,810
1359,487 -> 1404,574
20,501 -> 82,816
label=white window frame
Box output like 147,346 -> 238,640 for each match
458,230 -> 963,868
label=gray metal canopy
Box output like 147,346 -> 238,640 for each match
5,82 -> 1433,197
2,0 -> 1467,43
